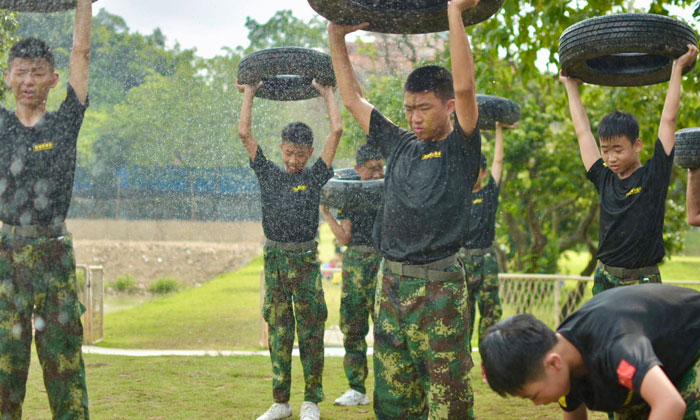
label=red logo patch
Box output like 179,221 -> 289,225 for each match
617,359 -> 636,390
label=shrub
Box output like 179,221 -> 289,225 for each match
148,278 -> 179,295
110,274 -> 139,294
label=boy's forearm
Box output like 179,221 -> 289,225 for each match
320,89 -> 343,168
447,3 -> 478,133
687,169 -> 700,226
69,0 -> 92,103
238,92 -> 258,160
322,212 -> 350,245
491,124 -> 505,182
658,63 -> 683,153
563,83 -> 599,170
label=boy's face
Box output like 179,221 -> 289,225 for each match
355,159 -> 384,181
516,353 -> 571,406
404,90 -> 455,141
280,141 -> 313,174
599,135 -> 642,178
5,58 -> 58,108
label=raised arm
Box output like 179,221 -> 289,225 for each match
320,205 -> 352,246
316,80 -> 344,169
447,0 -> 479,135
659,44 -> 698,155
69,0 -> 92,104
328,22 -> 374,134
640,366 -> 686,420
236,82 -> 261,161
560,74 -> 600,171
491,122 -> 516,185
687,168 -> 700,226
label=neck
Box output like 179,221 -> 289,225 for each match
426,121 -> 454,142
616,160 -> 642,180
15,102 -> 47,127
555,333 -> 588,377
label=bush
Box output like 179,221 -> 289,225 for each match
148,278 -> 179,295
110,274 -> 139,294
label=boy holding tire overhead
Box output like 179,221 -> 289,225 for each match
237,79 -> 342,420
319,142 -> 384,407
0,0 -> 93,418
328,0 -> 482,418
560,43 -> 698,295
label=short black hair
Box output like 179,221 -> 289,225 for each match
356,142 -> 383,167
9,37 -> 55,69
597,111 -> 639,143
480,314 -> 557,397
404,65 -> 454,102
281,122 -> 313,147
480,153 -> 488,170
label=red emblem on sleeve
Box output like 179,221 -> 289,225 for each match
616,359 -> 636,390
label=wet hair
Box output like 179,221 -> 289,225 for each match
9,37 -> 55,69
404,65 -> 454,102
281,122 -> 313,147
480,314 -> 557,397
480,153 -> 488,171
597,111 -> 639,144
356,142 -> 383,167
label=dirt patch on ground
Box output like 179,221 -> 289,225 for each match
67,219 -> 265,288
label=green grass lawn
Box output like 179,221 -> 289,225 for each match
20,352 -> 606,420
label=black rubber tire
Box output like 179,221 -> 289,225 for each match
237,47 -> 336,101
477,94 -> 520,130
675,128 -> 700,169
0,0 -> 97,12
320,168 -> 384,211
307,0 -> 503,34
559,13 -> 697,87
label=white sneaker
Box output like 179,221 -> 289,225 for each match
333,389 -> 370,406
255,403 -> 292,420
299,401 -> 320,420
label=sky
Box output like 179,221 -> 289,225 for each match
97,0 -> 319,58
95,0 -> 694,59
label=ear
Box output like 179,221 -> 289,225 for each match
309,146 -> 315,156
50,72 -> 59,88
445,98 -> 456,115
544,352 -> 564,373
633,137 -> 643,153
3,71 -> 9,86
354,164 -> 360,172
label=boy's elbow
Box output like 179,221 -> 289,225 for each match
687,214 -> 700,226
332,126 -> 343,139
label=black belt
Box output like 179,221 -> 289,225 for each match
1,223 -> 67,239
598,262 -> 659,278
386,254 -> 462,281
346,244 -> 378,253
265,239 -> 317,252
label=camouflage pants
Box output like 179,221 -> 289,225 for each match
592,265 -> 662,296
0,231 -> 89,420
340,246 -> 382,395
461,250 -> 502,346
373,263 -> 474,420
614,351 -> 700,419
262,244 -> 327,403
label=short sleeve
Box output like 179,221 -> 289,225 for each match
309,157 -> 334,189
368,108 -> 403,158
250,146 -> 272,179
559,394 -> 583,412
608,335 -> 661,394
649,138 -> 674,181
56,83 -> 88,140
586,158 -> 608,190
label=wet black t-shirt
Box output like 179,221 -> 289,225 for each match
368,108 -> 481,264
337,206 -> 377,247
251,147 -> 333,243
0,84 -> 87,226
587,139 -> 673,268
557,284 -> 700,413
464,176 -> 499,249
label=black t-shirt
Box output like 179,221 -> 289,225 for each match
368,108 -> 481,264
587,139 -> 673,268
557,284 -> 700,413
464,176 -> 500,249
0,84 -> 87,226
337,206 -> 378,247
251,147 -> 333,243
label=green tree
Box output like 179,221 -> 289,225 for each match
243,9 -> 327,52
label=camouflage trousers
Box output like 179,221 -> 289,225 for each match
340,245 -> 382,395
0,231 -> 89,420
614,350 -> 700,419
373,262 -> 474,420
592,264 -> 662,296
460,249 -> 502,346
262,243 -> 327,403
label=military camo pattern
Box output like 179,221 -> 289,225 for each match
461,250 -> 502,346
262,243 -> 327,404
592,266 -> 662,296
373,263 -> 475,420
340,245 -> 382,395
614,352 -> 700,419
0,232 -> 89,420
